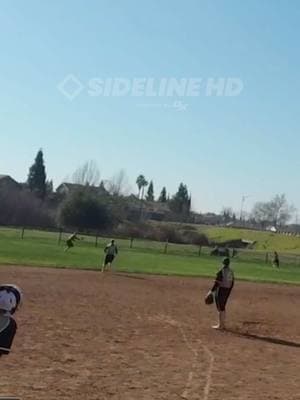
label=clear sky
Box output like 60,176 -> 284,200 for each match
1,0 -> 300,216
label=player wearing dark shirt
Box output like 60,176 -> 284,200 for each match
102,240 -> 118,272
64,232 -> 80,252
0,284 -> 22,357
0,316 -> 17,355
273,251 -> 279,268
209,257 -> 234,330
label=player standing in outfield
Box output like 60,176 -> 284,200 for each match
102,240 -> 118,272
0,284 -> 23,357
64,232 -> 80,252
206,257 -> 234,330
273,251 -> 280,268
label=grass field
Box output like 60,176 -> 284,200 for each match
156,221 -> 300,252
202,225 -> 300,252
0,227 -> 300,284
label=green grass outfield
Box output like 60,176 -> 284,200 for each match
0,227 -> 299,284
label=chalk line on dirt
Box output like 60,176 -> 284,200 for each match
177,322 -> 214,400
142,313 -> 214,400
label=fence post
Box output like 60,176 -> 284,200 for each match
164,239 -> 169,254
21,227 -> 25,239
265,252 -> 269,264
95,235 -> 98,248
130,238 -> 134,248
58,228 -> 63,245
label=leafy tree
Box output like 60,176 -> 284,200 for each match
27,149 -> 47,199
0,189 -> 53,227
136,174 -> 148,199
169,183 -> 191,216
60,190 -> 112,230
146,181 -> 154,201
159,187 -> 167,202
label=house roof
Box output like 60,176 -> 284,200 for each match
0,174 -> 10,180
56,182 -> 108,194
0,174 -> 19,183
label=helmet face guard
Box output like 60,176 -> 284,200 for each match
0,285 -> 23,315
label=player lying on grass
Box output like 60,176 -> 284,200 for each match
64,232 -> 81,252
205,257 -> 234,330
0,284 -> 22,357
102,240 -> 118,272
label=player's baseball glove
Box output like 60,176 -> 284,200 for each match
205,291 -> 214,305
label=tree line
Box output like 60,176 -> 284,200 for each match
0,149 -> 297,231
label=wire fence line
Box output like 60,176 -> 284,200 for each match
1,225 -> 300,267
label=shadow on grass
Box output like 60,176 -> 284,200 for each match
227,329 -> 300,348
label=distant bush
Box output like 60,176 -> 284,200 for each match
115,222 -> 149,239
0,189 -> 54,228
59,190 -> 113,231
183,231 -> 209,246
114,221 -> 209,246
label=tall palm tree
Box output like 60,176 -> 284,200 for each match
136,175 -> 148,199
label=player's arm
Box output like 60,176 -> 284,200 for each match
115,246 -> 118,255
230,274 -> 235,290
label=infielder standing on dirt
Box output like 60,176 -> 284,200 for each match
206,257 -> 234,330
102,240 -> 118,272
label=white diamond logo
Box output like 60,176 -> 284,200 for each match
57,74 -> 84,101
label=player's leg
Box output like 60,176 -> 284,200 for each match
106,255 -> 114,272
212,288 -> 227,329
102,254 -> 109,272
109,255 -> 115,272
65,240 -> 73,252
212,288 -> 221,329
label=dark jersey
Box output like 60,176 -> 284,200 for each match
212,266 -> 234,292
0,317 -> 17,356
105,244 -> 118,256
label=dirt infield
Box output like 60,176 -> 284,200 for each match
1,266 -> 300,400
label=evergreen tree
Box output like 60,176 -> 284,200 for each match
169,183 -> 191,216
159,187 -> 167,202
27,149 -> 47,199
146,181 -> 154,201
46,180 -> 53,195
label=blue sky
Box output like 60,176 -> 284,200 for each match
1,0 -> 300,215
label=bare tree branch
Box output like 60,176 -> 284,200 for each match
72,160 -> 101,186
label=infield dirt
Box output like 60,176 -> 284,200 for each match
1,266 -> 299,400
